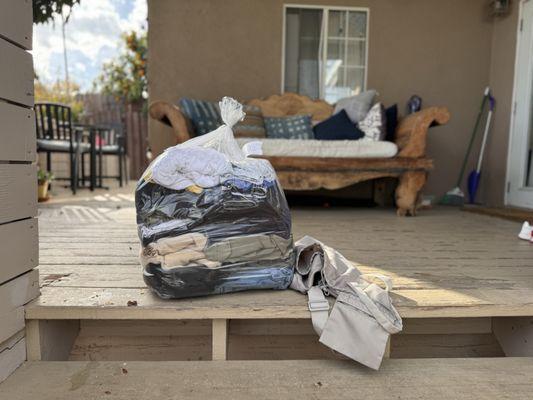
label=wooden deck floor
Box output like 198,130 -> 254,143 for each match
32,191 -> 533,319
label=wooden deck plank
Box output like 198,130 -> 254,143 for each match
2,359 -> 533,399
36,264 -> 533,290
463,204 -> 533,223
25,286 -> 533,319
30,203 -> 533,321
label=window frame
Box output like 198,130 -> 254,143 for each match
281,3 -> 370,101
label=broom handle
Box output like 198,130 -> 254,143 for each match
456,87 -> 490,186
476,95 -> 495,173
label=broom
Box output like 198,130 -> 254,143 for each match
467,93 -> 495,204
441,87 -> 490,206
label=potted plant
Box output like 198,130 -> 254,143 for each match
37,169 -> 54,202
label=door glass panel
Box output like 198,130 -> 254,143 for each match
345,67 -> 365,95
347,40 -> 366,66
325,10 -> 367,102
326,38 -> 345,61
324,63 -> 349,103
508,0 -> 533,208
348,11 -> 367,37
284,8 -> 323,98
328,10 -> 345,37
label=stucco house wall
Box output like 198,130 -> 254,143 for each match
147,0 -> 518,206
484,4 -> 519,207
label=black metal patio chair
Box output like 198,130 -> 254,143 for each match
35,102 -> 91,194
87,124 -> 127,188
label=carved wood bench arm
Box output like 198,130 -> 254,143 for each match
395,107 -> 450,158
149,101 -> 193,144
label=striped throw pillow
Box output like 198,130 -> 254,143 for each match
179,98 -> 222,136
233,105 -> 266,138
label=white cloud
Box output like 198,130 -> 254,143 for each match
120,0 -> 147,32
33,0 -> 147,91
74,62 -> 87,72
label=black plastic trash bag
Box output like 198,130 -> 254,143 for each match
136,97 -> 294,299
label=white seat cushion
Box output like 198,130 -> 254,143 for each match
37,139 -> 91,153
237,138 -> 398,158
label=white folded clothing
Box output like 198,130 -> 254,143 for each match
151,145 -> 233,190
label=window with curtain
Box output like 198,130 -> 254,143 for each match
283,6 -> 368,104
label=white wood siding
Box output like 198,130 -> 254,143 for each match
0,268 -> 38,344
0,218 -> 38,284
0,333 -> 26,383
0,269 -> 39,317
0,0 -> 36,382
0,102 -> 36,161
0,39 -> 33,106
0,164 -> 37,224
0,308 -> 25,345
0,0 -> 32,50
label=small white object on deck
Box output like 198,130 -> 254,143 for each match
518,221 -> 532,241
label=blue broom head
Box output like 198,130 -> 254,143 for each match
467,170 -> 481,204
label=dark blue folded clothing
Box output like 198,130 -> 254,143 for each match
143,259 -> 294,299
136,180 -> 291,246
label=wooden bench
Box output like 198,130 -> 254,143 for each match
149,93 -> 451,215
3,358 -> 533,399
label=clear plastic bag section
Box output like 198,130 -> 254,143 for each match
136,97 -> 294,299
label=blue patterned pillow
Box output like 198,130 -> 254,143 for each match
179,98 -> 222,136
264,115 -> 314,139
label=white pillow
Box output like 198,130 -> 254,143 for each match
358,103 -> 386,141
333,90 -> 377,123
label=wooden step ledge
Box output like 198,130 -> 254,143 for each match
25,285 -> 533,321
2,358 -> 533,399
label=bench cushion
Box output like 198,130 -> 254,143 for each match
100,144 -> 120,154
237,138 -> 398,158
37,139 -> 90,153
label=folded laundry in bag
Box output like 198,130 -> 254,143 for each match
136,97 -> 294,299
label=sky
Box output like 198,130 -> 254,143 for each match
33,0 -> 147,92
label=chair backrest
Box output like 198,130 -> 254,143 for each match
35,103 -> 73,141
94,123 -> 125,147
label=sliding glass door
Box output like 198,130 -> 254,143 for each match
283,5 -> 369,103
507,0 -> 533,209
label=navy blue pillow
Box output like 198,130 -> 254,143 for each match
313,109 -> 365,140
384,104 -> 398,142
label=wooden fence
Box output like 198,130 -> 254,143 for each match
76,94 -> 149,179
